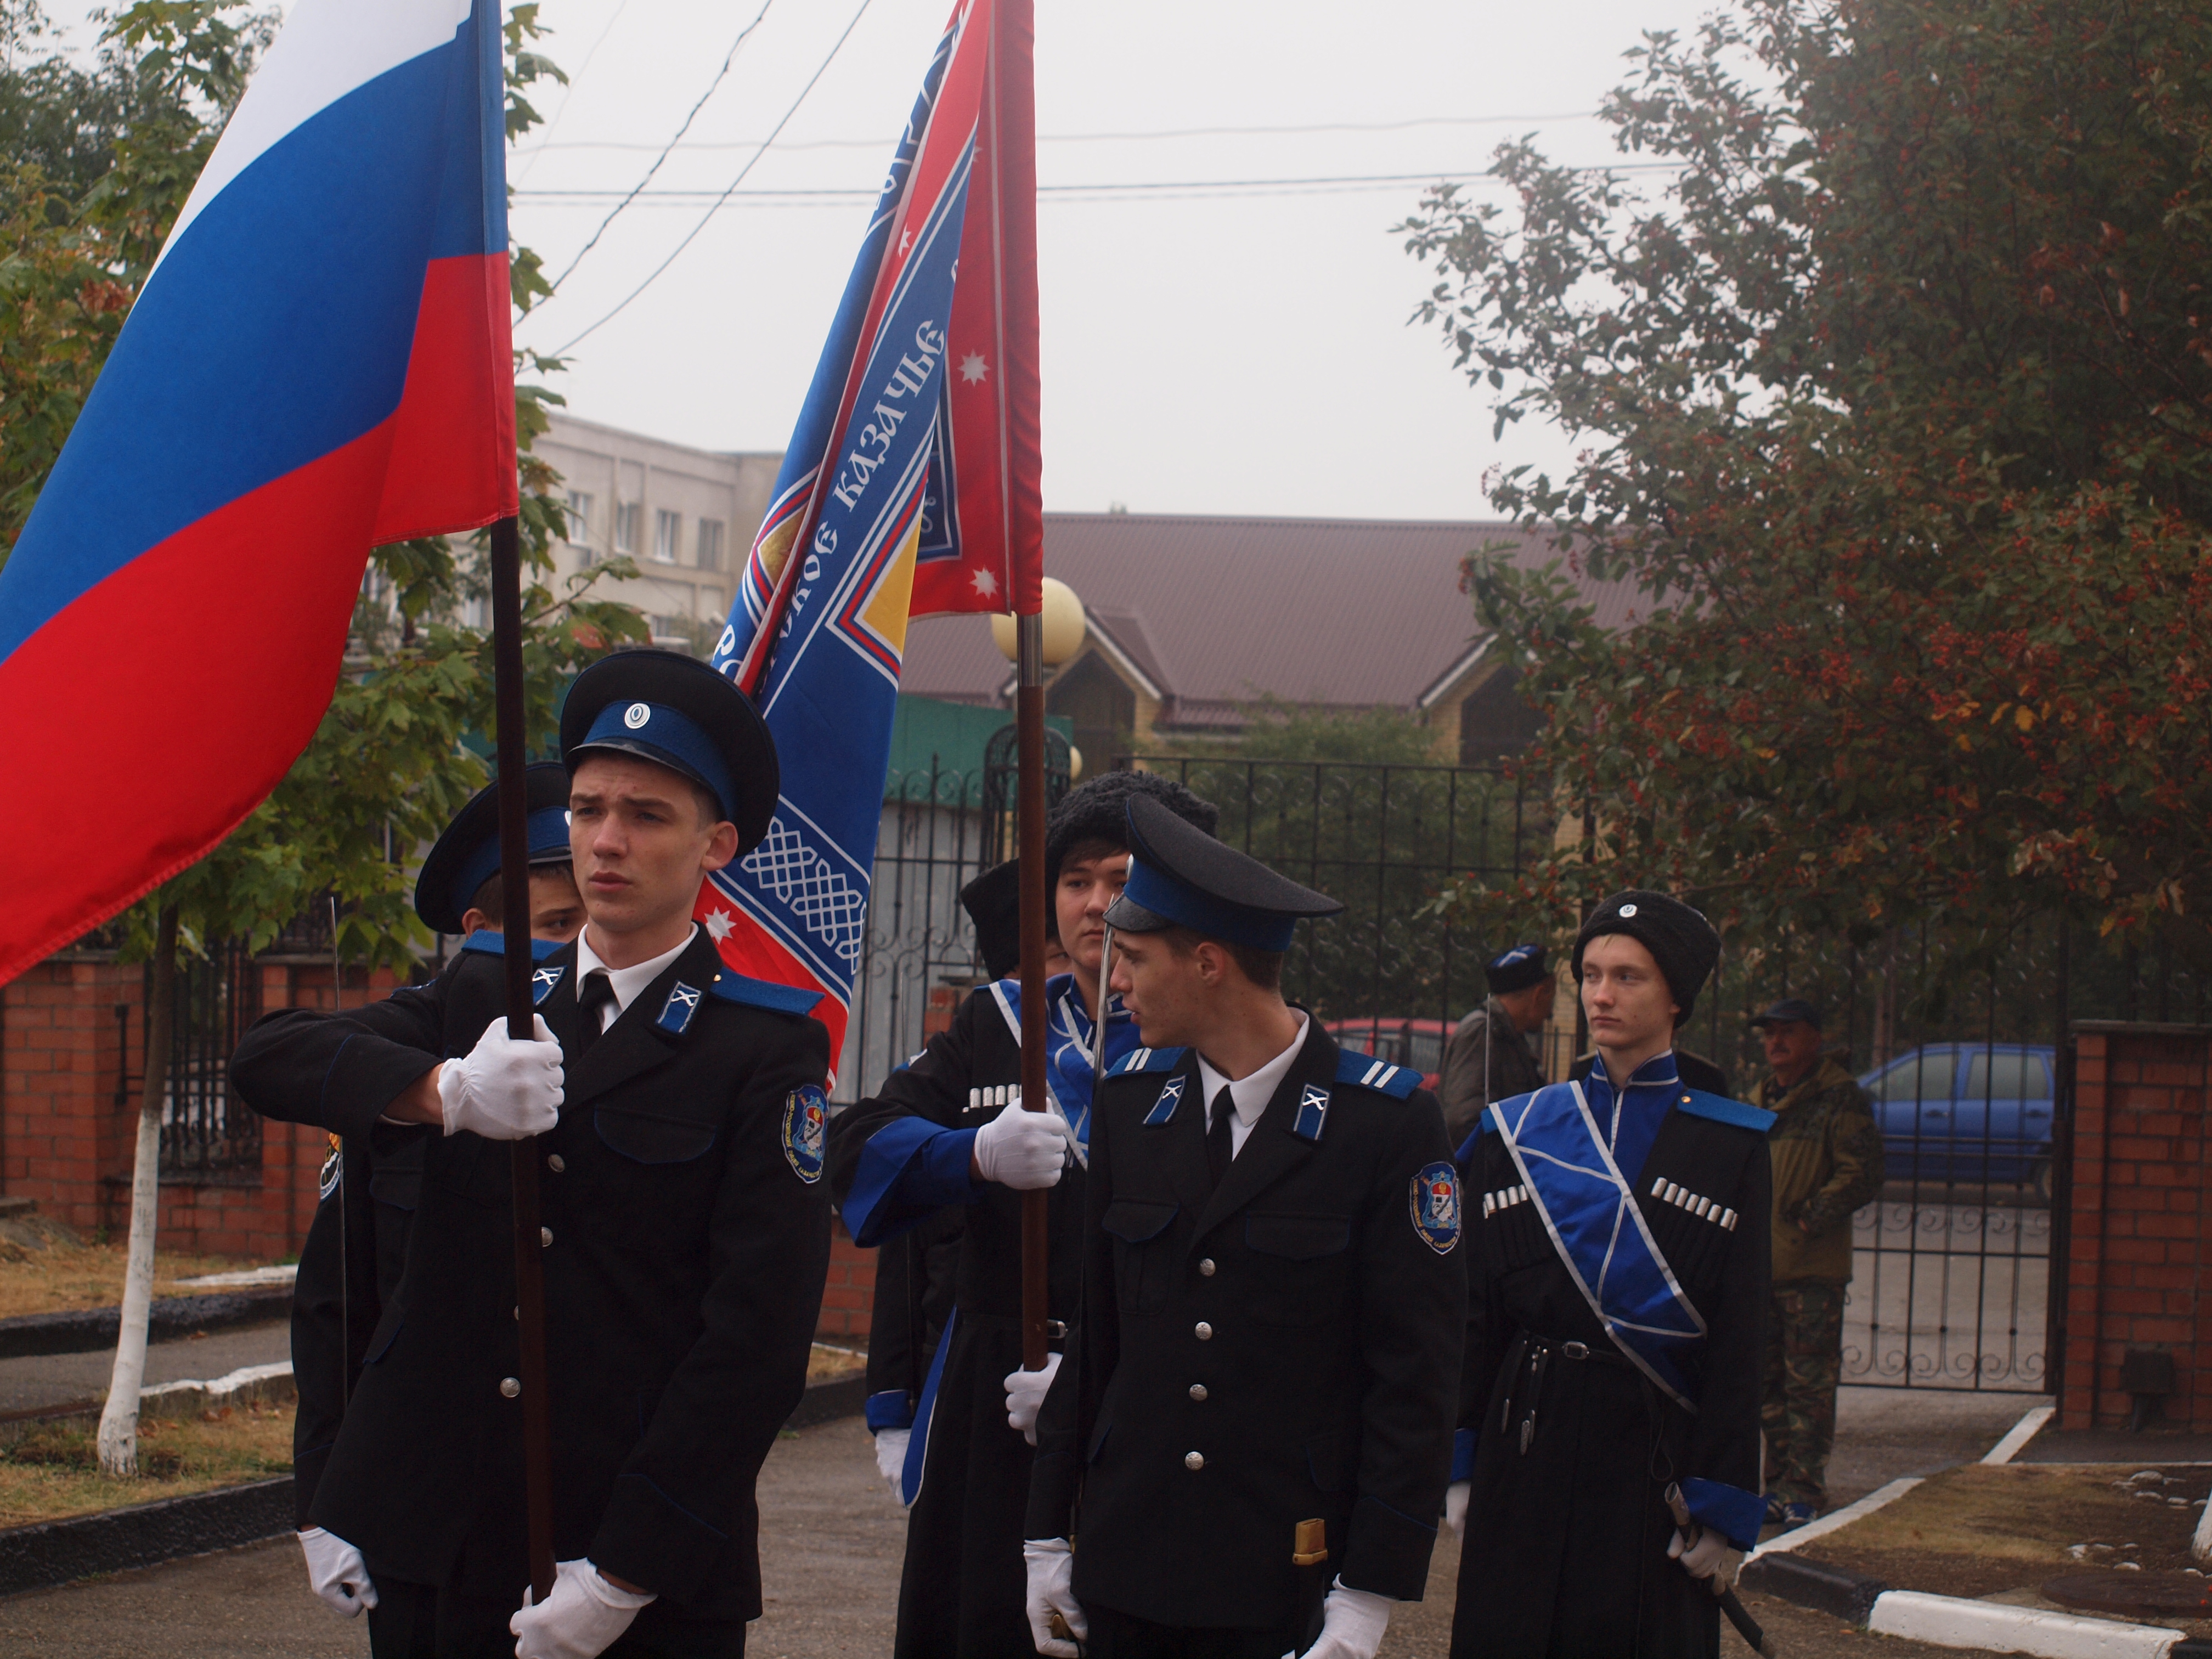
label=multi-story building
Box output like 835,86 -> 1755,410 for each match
533,412 -> 782,653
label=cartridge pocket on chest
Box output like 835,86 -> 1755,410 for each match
1637,1176 -> 1740,1288
1477,1179 -> 1551,1273
1242,1212 -> 1352,1325
1102,1199 -> 1179,1315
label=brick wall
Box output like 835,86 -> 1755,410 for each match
1,952 -> 403,1261
2059,1023 -> 2212,1430
819,1218 -> 874,1344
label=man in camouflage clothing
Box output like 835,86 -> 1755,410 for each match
1748,998 -> 1885,1527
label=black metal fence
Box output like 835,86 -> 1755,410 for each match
842,753 -> 2204,1395
148,941 -> 263,1180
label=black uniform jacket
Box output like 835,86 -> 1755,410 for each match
1028,1021 -> 1465,1630
231,930 -> 832,1622
828,986 -> 1088,1659
290,1120 -> 425,1528
1450,1079 -> 1772,1659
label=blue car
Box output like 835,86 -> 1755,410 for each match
1858,1042 -> 2058,1195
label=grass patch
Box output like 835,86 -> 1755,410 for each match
0,1398 -> 293,1529
1802,1463 -> 2208,1601
0,1239 -> 270,1323
807,1344 -> 865,1383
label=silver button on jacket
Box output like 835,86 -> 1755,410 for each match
1184,1451 -> 1205,1470
1194,1321 -> 1213,1340
499,1376 -> 521,1398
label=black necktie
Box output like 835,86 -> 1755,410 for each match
1206,1087 -> 1236,1189
574,970 -> 616,1057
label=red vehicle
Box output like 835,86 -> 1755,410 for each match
1322,1017 -> 1453,1092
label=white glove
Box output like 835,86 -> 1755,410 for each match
1005,1352 -> 1061,1445
970,1096 -> 1069,1189
437,1014 -> 563,1139
1443,1480 -> 1470,1541
1024,1537 -> 1087,1658
1291,1579 -> 1392,1659
1668,1526 -> 1744,1596
873,1426 -> 911,1504
297,1527 -> 377,1617
510,1558 -> 656,1659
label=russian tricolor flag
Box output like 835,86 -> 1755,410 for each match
0,0 -> 517,984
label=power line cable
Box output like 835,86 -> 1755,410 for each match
540,0 -> 877,357
543,0 -> 778,296
513,160 -> 1684,210
512,0 -> 635,186
512,109 -> 1601,156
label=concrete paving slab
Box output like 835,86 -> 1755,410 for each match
1828,1386 -> 2053,1506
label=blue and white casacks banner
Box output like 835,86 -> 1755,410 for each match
693,0 -> 1043,1070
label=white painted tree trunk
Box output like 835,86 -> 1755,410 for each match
97,904 -> 178,1479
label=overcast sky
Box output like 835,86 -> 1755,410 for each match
53,0 -> 1730,520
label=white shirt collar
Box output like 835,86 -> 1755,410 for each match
1197,1011 -> 1311,1133
575,924 -> 698,1028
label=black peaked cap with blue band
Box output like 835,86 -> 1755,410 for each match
559,649 -> 780,855
1103,793 -> 1343,953
1485,942 -> 1549,996
415,761 -> 575,936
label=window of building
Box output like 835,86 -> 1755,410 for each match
648,614 -> 696,653
653,509 -> 681,564
614,501 -> 640,555
563,490 -> 594,550
696,517 -> 725,572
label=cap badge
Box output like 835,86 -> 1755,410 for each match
624,701 -> 651,729
1618,902 -> 1639,917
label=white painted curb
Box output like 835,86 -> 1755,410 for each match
1747,1476 -> 1922,1561
1867,1590 -> 2185,1657
142,1360 -> 293,1409
1984,1404 -> 2059,1465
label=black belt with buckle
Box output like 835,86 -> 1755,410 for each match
1498,1333 -> 1635,1455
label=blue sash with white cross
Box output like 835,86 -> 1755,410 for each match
1489,1082 -> 1706,1409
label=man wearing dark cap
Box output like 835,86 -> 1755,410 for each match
828,770 -> 1217,1658
1449,890 -> 1773,1659
233,648 -> 832,1659
1438,944 -> 1554,1146
1747,999 -> 1882,1527
1025,793 -> 1463,1659
290,763 -> 583,1629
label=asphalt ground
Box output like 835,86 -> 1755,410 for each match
0,1320 -> 292,1416
0,1409 -> 2035,1657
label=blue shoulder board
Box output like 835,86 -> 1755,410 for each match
1108,1046 -> 1186,1077
709,972 -> 825,1016
460,931 -> 559,962
1677,1089 -> 1776,1133
1334,1049 -> 1422,1099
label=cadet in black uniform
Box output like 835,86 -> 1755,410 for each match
233,650 -> 832,1659
1448,891 -> 1773,1659
1025,795 -> 1465,1659
291,763 -> 582,1625
830,771 -> 1216,1657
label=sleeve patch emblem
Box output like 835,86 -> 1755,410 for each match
1410,1160 -> 1461,1254
783,1085 -> 828,1183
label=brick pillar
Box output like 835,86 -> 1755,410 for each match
817,1217 -> 874,1344
2059,1024 -> 2212,1430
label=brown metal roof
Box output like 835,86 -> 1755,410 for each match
899,512 -> 1640,723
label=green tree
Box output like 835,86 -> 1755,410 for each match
1401,0 -> 2212,972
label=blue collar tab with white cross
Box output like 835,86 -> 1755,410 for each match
1143,1074 -> 1186,1126
531,963 -> 566,1007
657,980 -> 704,1036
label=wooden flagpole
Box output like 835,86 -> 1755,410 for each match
489,513 -> 557,1602
1015,612 -> 1050,1372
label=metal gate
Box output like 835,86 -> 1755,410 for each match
148,940 -> 263,1180
842,754 -> 2199,1392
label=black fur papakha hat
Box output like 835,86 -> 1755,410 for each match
1044,769 -> 1217,882
1571,890 -> 1722,1023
